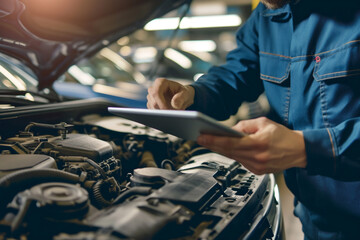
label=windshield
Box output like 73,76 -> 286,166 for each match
0,53 -> 56,106
0,53 -> 38,92
66,48 -> 147,87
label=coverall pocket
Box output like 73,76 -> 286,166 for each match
259,52 -> 291,84
259,52 -> 291,123
313,41 -> 360,81
312,41 -> 360,125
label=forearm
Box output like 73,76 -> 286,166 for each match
189,51 -> 264,120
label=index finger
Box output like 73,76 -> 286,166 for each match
148,81 -> 171,109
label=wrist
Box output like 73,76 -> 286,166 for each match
293,130 -> 307,168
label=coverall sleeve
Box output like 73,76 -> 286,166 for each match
304,119 -> 360,181
189,6 -> 264,121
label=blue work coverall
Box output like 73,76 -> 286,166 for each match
190,0 -> 360,239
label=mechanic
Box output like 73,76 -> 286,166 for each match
146,0 -> 360,239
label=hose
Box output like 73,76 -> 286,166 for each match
90,180 -> 113,209
139,151 -> 157,168
112,186 -> 152,205
11,198 -> 33,234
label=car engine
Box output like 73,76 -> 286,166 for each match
0,99 -> 282,240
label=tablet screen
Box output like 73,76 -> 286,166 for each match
108,107 -> 244,141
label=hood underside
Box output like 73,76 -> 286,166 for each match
0,0 -> 190,89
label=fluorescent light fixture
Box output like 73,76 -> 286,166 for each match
179,40 -> 216,52
133,47 -> 158,63
164,48 -> 192,69
68,65 -> 96,86
100,48 -> 146,84
192,2 -> 227,15
189,52 -> 214,62
144,14 -> 242,31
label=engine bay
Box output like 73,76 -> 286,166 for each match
0,99 -> 281,240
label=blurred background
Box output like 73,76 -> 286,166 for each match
55,0 -> 257,110
54,1 -> 303,238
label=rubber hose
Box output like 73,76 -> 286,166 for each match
112,186 -> 152,205
0,169 -> 80,215
91,180 -> 112,209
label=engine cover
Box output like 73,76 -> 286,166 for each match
0,155 -> 57,178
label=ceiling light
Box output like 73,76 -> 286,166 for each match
192,2 -> 227,15
68,65 -> 96,86
179,40 -> 216,52
144,14 -> 242,31
164,48 -> 192,69
133,47 -> 158,63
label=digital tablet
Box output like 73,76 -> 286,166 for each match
108,107 -> 245,141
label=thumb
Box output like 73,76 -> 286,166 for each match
171,91 -> 187,110
233,118 -> 262,134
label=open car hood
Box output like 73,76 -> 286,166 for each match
0,0 -> 190,89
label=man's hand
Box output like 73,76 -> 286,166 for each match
197,117 -> 307,175
147,78 -> 195,110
